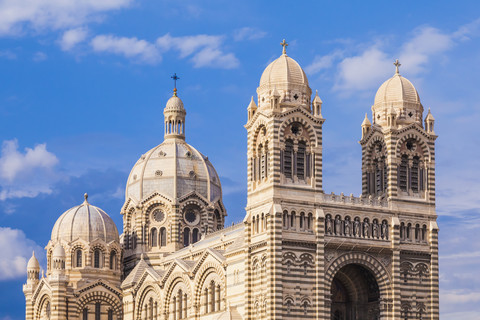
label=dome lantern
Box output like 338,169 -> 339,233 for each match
372,60 -> 423,128
164,73 -> 186,140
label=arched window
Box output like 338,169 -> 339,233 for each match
108,309 -> 113,320
110,251 -> 116,270
132,231 -> 137,249
76,249 -> 82,267
95,302 -> 101,320
184,228 -> 190,247
210,281 -> 216,312
283,211 -> 288,229
307,213 -> 313,230
422,225 -> 427,242
297,141 -> 306,180
283,139 -> 294,178
399,155 -> 408,191
94,249 -> 101,268
192,228 -> 199,243
300,212 -> 305,229
406,223 -> 412,240
83,308 -> 88,320
290,212 -> 296,229
411,156 -> 420,193
151,228 -> 158,247
415,224 -> 420,241
214,210 -> 222,230
178,290 -> 183,319
160,227 -> 166,247
400,222 -> 405,240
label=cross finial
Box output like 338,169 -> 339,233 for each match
280,39 -> 288,55
171,73 -> 180,96
394,59 -> 401,74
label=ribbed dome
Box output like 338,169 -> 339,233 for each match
52,244 -> 65,258
165,94 -> 184,111
374,73 -> 420,106
27,252 -> 40,270
51,195 -> 119,244
259,54 -> 309,88
126,139 -> 222,203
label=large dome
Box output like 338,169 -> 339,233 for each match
126,139 -> 222,203
374,73 -> 420,106
51,195 -> 119,244
259,54 -> 309,88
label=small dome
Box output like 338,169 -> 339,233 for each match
374,73 -> 420,106
126,139 -> 222,203
51,195 -> 119,244
27,251 -> 40,270
165,94 -> 185,111
52,244 -> 65,258
259,54 -> 309,88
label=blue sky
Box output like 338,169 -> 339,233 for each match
0,0 -> 479,319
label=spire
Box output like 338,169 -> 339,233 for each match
280,39 -> 288,55
83,193 -> 89,204
313,90 -> 322,104
361,113 -> 371,126
394,59 -> 401,74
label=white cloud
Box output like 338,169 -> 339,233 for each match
233,27 -> 267,41
334,47 -> 392,92
399,26 -> 453,75
60,27 -> 88,51
0,227 -> 43,280
91,34 -> 161,64
33,51 -> 47,62
0,0 -> 132,35
305,50 -> 343,75
156,33 -> 239,69
0,139 -> 59,201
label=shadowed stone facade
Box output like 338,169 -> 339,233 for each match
24,41 -> 439,320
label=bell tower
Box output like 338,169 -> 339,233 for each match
360,60 -> 438,204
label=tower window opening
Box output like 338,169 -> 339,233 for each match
297,141 -> 306,180
184,228 -> 191,247
192,228 -> 199,243
399,155 -> 408,191
284,140 -> 293,178
76,249 -> 82,267
411,157 -> 420,193
151,228 -> 158,247
95,302 -> 101,320
160,227 -> 166,247
94,249 -> 101,268
110,251 -> 116,270
108,309 -> 113,320
290,212 -> 296,229
83,308 -> 88,320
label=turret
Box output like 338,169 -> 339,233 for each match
51,244 -> 65,274
425,108 -> 435,134
247,96 -> 257,121
26,251 -> 40,284
164,76 -> 186,140
313,90 -> 323,117
361,113 -> 371,139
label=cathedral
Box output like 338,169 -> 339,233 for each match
23,41 -> 440,320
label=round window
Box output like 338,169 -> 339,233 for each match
185,210 -> 197,223
152,209 -> 165,223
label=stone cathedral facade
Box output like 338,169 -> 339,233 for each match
23,42 -> 439,320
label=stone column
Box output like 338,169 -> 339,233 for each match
315,208 -> 328,320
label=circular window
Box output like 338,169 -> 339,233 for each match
184,209 -> 200,225
291,123 -> 302,136
152,209 -> 165,223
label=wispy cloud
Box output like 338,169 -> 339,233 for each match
60,27 -> 88,51
233,27 -> 267,41
0,227 -> 43,280
91,34 -> 161,64
32,51 -> 47,62
0,50 -> 16,60
0,0 -> 132,36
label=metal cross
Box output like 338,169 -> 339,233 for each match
280,39 -> 288,54
171,73 -> 180,89
394,59 -> 401,74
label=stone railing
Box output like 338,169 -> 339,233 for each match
321,192 -> 389,208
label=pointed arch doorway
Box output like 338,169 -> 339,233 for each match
330,264 -> 381,320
